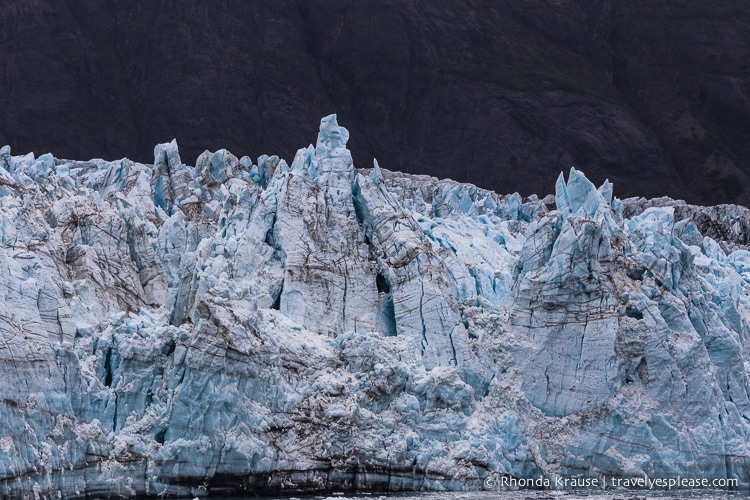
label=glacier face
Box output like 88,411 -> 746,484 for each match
1,117 -> 750,496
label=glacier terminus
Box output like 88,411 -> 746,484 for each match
1,116 -> 750,496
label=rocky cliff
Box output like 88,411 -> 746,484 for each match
1,116 -> 750,496
2,1 -> 749,205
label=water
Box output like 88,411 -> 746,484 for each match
226,490 -> 750,500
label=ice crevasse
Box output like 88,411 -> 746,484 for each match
1,116 -> 750,496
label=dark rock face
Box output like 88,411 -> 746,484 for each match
2,0 -> 749,205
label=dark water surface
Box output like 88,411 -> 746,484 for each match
230,489 -> 750,500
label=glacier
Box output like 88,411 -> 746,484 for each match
1,116 -> 750,497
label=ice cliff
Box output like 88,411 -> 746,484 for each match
1,116 -> 750,497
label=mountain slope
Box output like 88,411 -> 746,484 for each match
1,0 -> 749,205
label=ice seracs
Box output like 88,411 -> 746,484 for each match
1,116 -> 750,496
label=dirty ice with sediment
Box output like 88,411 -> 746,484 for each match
1,115 -> 750,496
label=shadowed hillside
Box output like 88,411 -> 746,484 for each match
1,0 -> 749,204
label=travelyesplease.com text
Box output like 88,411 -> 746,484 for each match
483,474 -> 739,490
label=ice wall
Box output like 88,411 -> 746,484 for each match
0,117 -> 749,496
